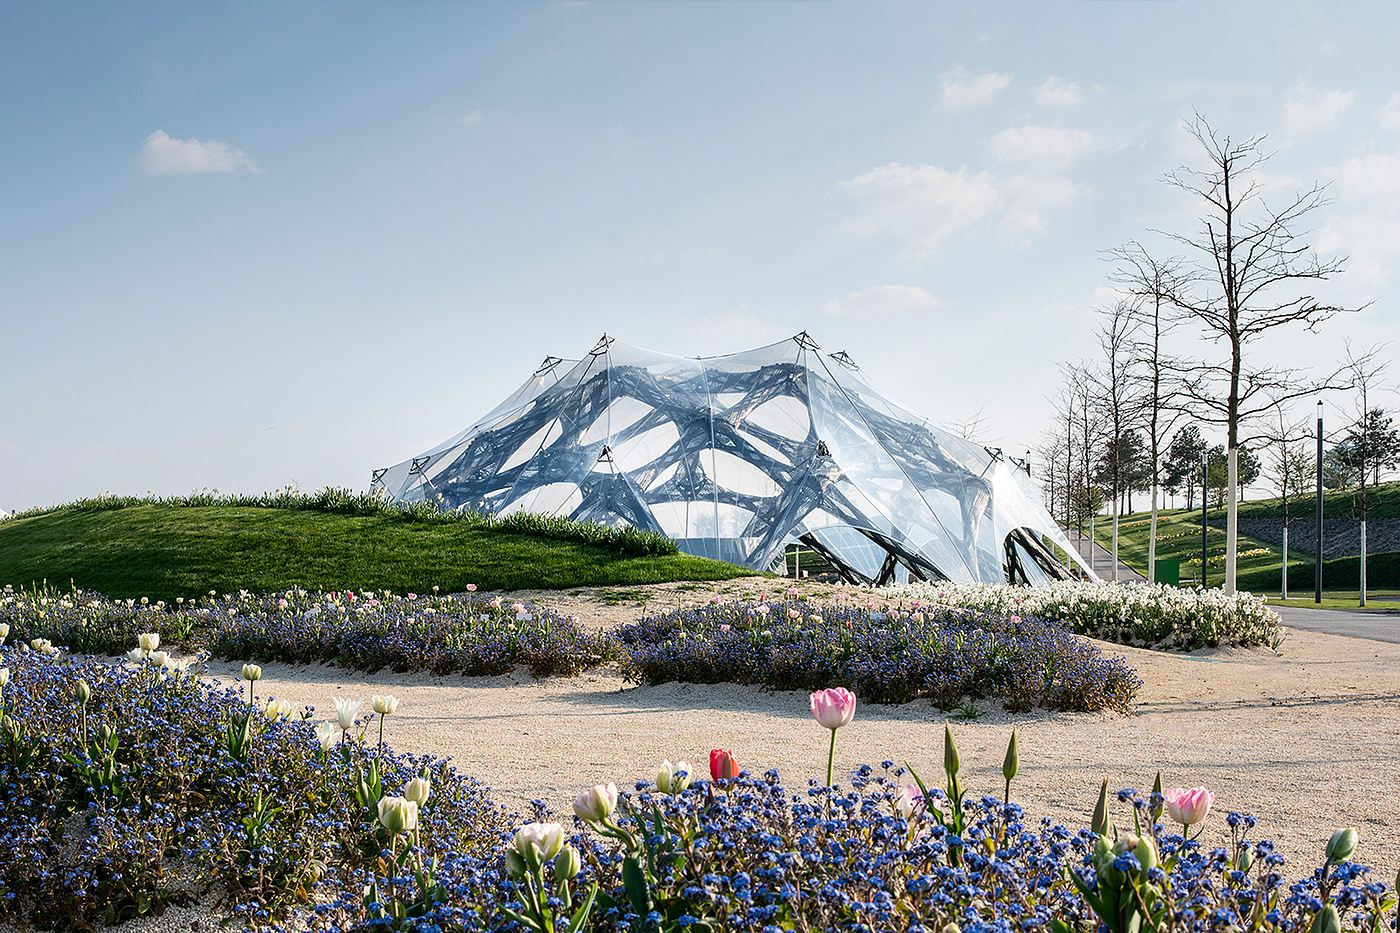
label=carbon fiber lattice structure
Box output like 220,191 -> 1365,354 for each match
372,333 -> 1094,585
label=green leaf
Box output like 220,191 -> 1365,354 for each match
622,854 -> 653,918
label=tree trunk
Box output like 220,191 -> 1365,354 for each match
1225,447 -> 1238,595
1148,482 -> 1159,585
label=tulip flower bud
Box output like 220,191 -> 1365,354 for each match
941,924 -> 961,933
242,663 -> 262,682
0,623 -> 9,642
555,844 -> 582,881
126,648 -> 145,663
1091,779 -> 1109,837
371,694 -> 399,715
377,796 -> 418,835
403,776 -> 431,806
503,848 -> 527,880
139,632 -> 160,652
573,783 -> 618,822
1237,846 -> 1255,873
150,651 -> 170,669
1132,834 -> 1158,875
1325,828 -> 1357,865
1002,730 -> 1018,783
0,668 -> 9,688
943,724 -> 960,779
75,680 -> 91,704
1310,904 -> 1341,933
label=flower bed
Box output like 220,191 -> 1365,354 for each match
614,596 -> 1141,713
0,642 -> 1389,933
885,581 -> 1283,651
0,585 -> 615,678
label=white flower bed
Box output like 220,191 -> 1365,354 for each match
881,581 -> 1282,651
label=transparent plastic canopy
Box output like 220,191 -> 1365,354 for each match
372,333 -> 1095,585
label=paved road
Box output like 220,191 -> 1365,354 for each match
1065,533 -> 1146,583
1271,604 -> 1400,644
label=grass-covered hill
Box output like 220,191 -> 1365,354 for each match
1093,480 -> 1400,591
0,489 -> 755,601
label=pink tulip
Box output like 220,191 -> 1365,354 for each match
895,783 -> 924,820
810,687 -> 857,730
466,584 -> 477,592
1163,786 -> 1214,826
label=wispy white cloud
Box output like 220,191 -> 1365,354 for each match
457,107 -> 490,127
1033,76 -> 1082,106
1319,152 -> 1400,285
1283,82 -> 1355,134
937,66 -> 1012,111
1379,93 -> 1400,130
833,161 -> 1078,253
990,125 -> 1095,163
834,163 -> 1003,254
1000,174 -> 1076,239
140,130 -> 261,175
822,285 -> 941,317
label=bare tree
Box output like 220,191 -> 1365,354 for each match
1339,342 -> 1393,605
1062,362 -> 1107,573
1110,242 -> 1190,583
1159,115 -> 1359,594
1087,301 -> 1143,581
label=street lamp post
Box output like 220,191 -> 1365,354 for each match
1315,400 -> 1324,604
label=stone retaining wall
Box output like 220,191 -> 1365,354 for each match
1206,516 -> 1400,559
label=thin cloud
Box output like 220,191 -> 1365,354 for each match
457,107 -> 490,127
834,163 -> 1003,255
833,161 -> 1078,254
937,66 -> 1012,111
990,126 -> 1095,163
1283,83 -> 1355,134
140,130 -> 261,175
1379,93 -> 1400,130
1034,77 -> 1082,106
1318,152 -> 1400,285
822,285 -> 941,317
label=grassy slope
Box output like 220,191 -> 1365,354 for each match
0,505 -> 754,601
1095,479 -> 1400,590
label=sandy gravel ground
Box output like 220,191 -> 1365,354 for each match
207,578 -> 1400,883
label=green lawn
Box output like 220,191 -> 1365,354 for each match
0,503 -> 756,601
1092,483 -> 1400,593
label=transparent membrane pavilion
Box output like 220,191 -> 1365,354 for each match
372,333 -> 1095,585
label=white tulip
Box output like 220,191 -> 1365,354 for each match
126,648 -> 146,663
512,822 -> 565,867
138,632 -> 160,652
313,721 -> 338,752
242,663 -> 262,682
333,696 -> 363,731
403,775 -> 431,806
371,694 -> 399,715
0,668 -> 9,687
263,698 -> 295,721
377,796 -> 419,834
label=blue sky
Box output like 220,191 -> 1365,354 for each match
3,0 -> 1398,511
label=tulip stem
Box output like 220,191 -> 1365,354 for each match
825,727 -> 837,789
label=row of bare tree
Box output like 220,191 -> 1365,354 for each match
1035,114 -> 1391,594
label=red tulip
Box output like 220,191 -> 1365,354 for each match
710,748 -> 739,781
